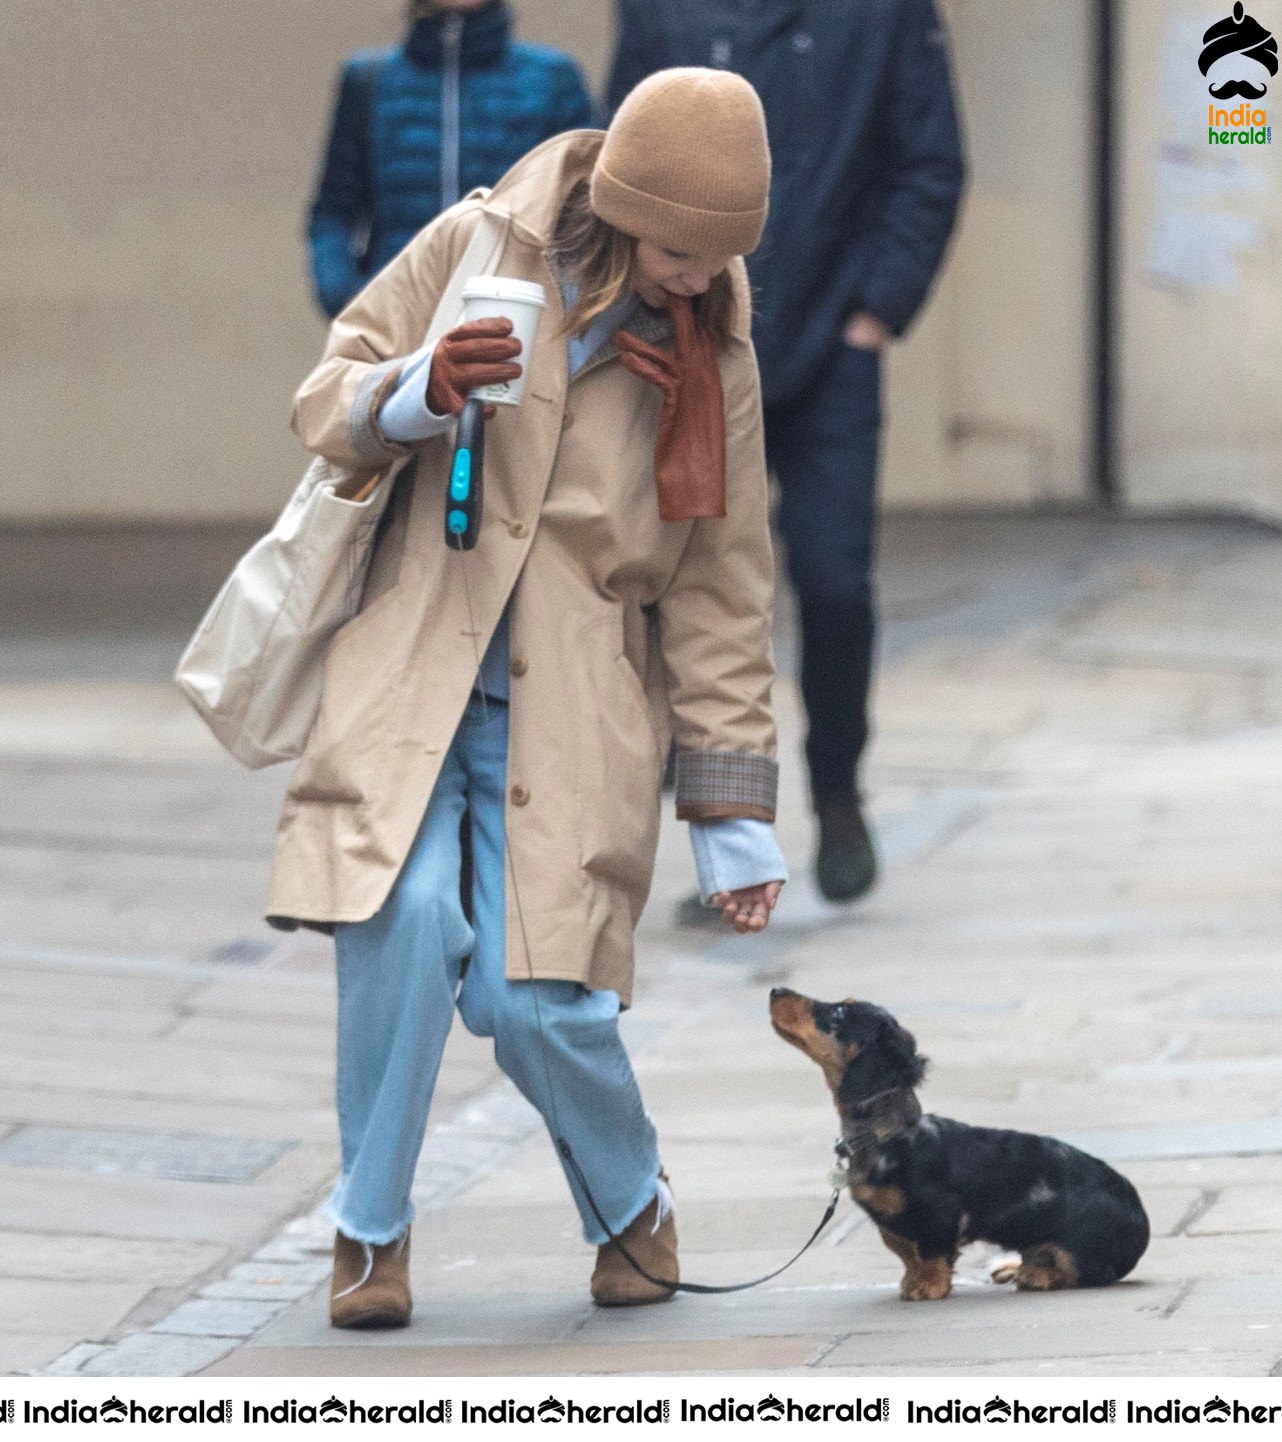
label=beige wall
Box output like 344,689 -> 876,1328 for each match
1,0 -> 1097,524
1119,1 -> 1282,521
886,0 -> 1096,507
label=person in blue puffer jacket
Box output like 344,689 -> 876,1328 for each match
307,0 -> 595,318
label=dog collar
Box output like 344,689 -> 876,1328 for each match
834,1128 -> 876,1160
830,1127 -> 874,1188
832,1088 -> 923,1183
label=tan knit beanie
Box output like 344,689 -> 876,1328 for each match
590,68 -> 771,256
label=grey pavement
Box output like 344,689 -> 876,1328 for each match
3,514 -> 1282,1377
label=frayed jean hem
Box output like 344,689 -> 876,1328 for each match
325,1179 -> 414,1247
580,1166 -> 666,1247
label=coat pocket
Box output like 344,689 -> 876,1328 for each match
287,571 -> 414,806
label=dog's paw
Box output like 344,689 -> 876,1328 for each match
990,1262 -> 1019,1285
1015,1265 -> 1074,1292
901,1272 -> 952,1302
1013,1245 -> 1079,1291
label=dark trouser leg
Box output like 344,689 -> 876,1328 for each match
796,588 -> 875,805
767,343 -> 883,807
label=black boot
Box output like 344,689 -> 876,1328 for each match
815,797 -> 878,902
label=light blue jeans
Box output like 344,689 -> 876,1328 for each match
328,696 -> 662,1246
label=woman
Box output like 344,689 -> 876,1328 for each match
273,69 -> 787,1327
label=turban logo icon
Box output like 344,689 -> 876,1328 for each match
1200,3 -> 1278,98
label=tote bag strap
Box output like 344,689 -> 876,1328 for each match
342,195 -> 509,504
423,193 -> 510,348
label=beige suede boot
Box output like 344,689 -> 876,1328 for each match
329,1228 -> 412,1329
590,1178 -> 678,1307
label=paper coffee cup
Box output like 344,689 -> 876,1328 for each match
460,277 -> 547,407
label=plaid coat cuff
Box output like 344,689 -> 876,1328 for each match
674,749 -> 778,823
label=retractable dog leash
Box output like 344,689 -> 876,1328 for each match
447,388 -> 844,1297
445,396 -> 486,550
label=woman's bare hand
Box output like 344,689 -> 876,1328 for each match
709,880 -> 783,934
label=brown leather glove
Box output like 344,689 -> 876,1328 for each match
426,317 -> 523,419
612,292 -> 726,522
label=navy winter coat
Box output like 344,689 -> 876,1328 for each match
308,2 -> 594,318
607,0 -> 966,406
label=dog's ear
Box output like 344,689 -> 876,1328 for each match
837,1007 -> 927,1105
877,1012 -> 928,1089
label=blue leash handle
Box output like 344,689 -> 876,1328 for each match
446,395 -> 486,550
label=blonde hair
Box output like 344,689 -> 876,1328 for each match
549,181 -> 738,346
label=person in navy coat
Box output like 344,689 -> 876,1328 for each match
609,0 -> 966,905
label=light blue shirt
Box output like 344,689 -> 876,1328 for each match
377,284 -> 787,905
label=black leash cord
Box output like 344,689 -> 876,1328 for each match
559,1140 -> 843,1295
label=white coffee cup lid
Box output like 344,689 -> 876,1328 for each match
461,277 -> 547,308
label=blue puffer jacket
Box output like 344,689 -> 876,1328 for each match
607,0 -> 966,407
308,2 -> 595,318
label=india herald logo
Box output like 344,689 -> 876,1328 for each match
1201,3 -> 1278,97
1202,4 -> 1277,143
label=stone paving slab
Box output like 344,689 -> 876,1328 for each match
205,1335 -> 831,1378
0,998 -> 171,1041
295,1244 -> 872,1304
77,1333 -> 239,1378
0,1043 -> 330,1110
0,685 -> 229,765
0,1029 -> 337,1088
824,1351 -> 1279,1378
0,1126 -> 294,1184
0,753 -> 283,851
0,960 -> 198,1010
0,845 -> 277,965
0,1335 -> 98,1377
0,1278 -> 157,1338
250,1290 -> 592,1350
568,1278 -> 1179,1346
154,1298 -> 292,1339
183,975 -> 340,1025
0,1167 -> 301,1245
1175,1273 -> 1282,1325
252,1146 -> 340,1196
0,1231 -> 225,1285
0,1085 -> 337,1145
200,1281 -> 317,1304
1187,1188 -> 1282,1236
165,1015 -> 337,1056
814,1314 -> 1276,1371
1060,1121 -> 1282,1163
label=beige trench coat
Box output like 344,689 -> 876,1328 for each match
268,130 -> 778,1004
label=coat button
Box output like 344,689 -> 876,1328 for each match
507,520 -> 528,539
510,784 -> 530,807
509,655 -> 528,678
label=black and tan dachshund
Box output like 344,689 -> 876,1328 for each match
770,988 -> 1149,1301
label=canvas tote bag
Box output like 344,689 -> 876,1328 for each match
175,200 -> 509,769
